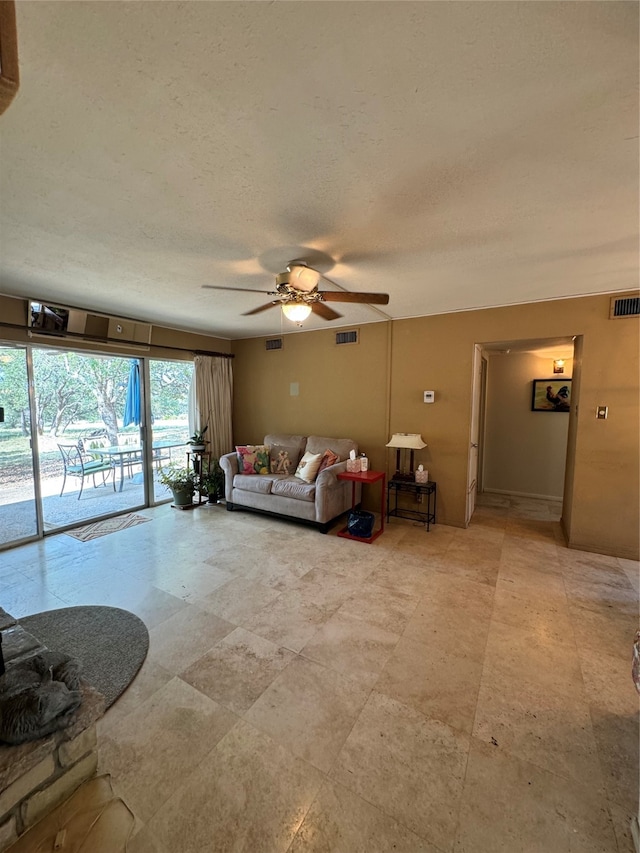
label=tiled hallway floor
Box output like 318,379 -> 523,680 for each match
1,495 -> 638,852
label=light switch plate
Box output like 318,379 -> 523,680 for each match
423,391 -> 435,403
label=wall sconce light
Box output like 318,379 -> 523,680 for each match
553,359 -> 565,374
281,302 -> 312,324
386,433 -> 427,481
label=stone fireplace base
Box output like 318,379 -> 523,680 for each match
0,613 -> 105,851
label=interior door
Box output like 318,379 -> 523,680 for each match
466,344 -> 483,525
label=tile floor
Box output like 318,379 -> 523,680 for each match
1,495 -> 638,852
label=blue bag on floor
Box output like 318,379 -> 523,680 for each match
347,510 -> 375,538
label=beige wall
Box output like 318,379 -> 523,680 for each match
483,351 -> 573,500
233,294 -> 639,559
0,294 -> 231,360
232,323 -> 391,474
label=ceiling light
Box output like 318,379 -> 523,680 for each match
282,302 -> 312,323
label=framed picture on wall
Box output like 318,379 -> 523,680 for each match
531,379 -> 572,412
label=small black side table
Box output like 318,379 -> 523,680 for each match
387,479 -> 436,531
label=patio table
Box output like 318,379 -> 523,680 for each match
99,440 -> 185,491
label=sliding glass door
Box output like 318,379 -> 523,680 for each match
0,344 -> 194,545
0,346 -> 40,548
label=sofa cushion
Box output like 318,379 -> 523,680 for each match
271,477 -> 316,502
233,474 -> 275,494
264,434 -> 307,458
306,435 -> 358,460
269,445 -> 302,476
317,449 -> 340,475
295,451 -> 322,483
236,445 -> 270,475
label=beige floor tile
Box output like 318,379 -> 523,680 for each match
147,604 -> 234,673
490,585 -> 576,645
99,676 -> 238,823
483,619 -> 584,697
289,779 -> 440,853
126,826 -> 170,853
300,609 -> 400,688
97,657 -> 174,736
455,739 -> 619,853
244,590 -> 332,653
402,574 -> 494,662
433,550 -> 500,588
291,567 -> 365,613
569,603 -> 639,659
496,560 -> 566,597
609,801 -> 639,853
590,707 -> 640,813
367,555 -> 445,598
579,649 -> 640,717
331,691 -> 469,851
180,626 -> 294,714
150,561 -> 234,602
564,575 -> 638,617
148,719 -> 324,853
198,576 -> 282,624
376,635 -> 483,734
245,656 -> 370,772
472,671 -> 604,791
336,582 -> 420,635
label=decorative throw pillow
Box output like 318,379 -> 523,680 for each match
295,451 -> 323,484
269,445 -> 301,476
236,445 -> 270,475
317,449 -> 340,475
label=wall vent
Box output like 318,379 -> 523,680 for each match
265,337 -> 283,351
335,329 -> 359,345
610,294 -> 640,319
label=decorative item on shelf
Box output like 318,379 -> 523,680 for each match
346,449 -> 361,473
359,452 -> 369,472
415,464 -> 429,484
386,433 -> 427,481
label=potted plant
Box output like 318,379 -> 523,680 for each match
159,464 -> 198,507
198,460 -> 224,505
187,425 -> 208,453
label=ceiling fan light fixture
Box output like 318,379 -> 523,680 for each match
281,302 -> 312,323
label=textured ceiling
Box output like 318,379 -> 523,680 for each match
1,1 -> 637,340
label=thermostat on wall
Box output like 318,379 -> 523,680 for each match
423,391 -> 435,403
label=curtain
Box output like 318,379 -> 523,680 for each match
188,356 -> 233,460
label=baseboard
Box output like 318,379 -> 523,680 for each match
631,814 -> 639,853
482,488 -> 563,502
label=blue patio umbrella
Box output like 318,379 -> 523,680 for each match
123,359 -> 141,427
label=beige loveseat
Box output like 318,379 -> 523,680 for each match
220,434 -> 360,532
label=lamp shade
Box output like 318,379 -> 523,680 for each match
282,302 -> 312,322
386,433 -> 427,450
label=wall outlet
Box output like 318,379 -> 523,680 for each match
423,390 -> 435,403
596,406 -> 608,419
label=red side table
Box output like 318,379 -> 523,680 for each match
337,469 -> 386,543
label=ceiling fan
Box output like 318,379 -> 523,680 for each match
203,263 -> 389,323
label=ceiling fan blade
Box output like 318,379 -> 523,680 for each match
203,285 -> 276,295
311,302 -> 342,321
242,301 -> 281,316
319,291 -> 390,305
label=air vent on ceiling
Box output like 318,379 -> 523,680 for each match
610,294 -> 640,319
335,329 -> 359,346
265,337 -> 283,351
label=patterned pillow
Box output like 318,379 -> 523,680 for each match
236,445 -> 271,475
269,445 -> 302,476
317,449 -> 340,475
295,451 -> 323,484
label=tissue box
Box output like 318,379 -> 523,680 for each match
346,458 -> 362,473
415,469 -> 429,483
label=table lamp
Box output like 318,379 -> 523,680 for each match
386,433 -> 427,481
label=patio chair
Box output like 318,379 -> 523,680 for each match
57,443 -> 116,500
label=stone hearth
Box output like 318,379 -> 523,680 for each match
0,610 -> 104,851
